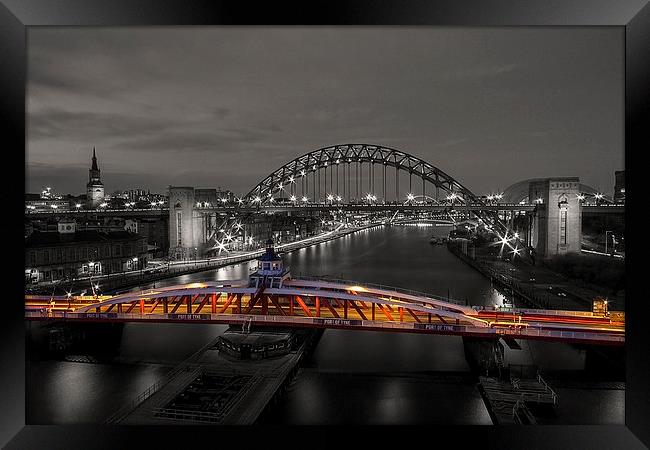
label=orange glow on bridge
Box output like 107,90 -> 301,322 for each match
25,278 -> 624,346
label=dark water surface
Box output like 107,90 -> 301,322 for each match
26,225 -> 623,424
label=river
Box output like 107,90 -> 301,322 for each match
26,224 -> 624,425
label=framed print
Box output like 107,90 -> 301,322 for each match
1,0 -> 648,448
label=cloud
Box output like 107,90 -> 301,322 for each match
113,127 -> 277,154
441,63 -> 519,80
436,138 -> 470,148
28,108 -> 173,141
26,28 -> 622,197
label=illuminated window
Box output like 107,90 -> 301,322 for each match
559,209 -> 567,245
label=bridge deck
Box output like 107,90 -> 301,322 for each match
25,278 -> 624,346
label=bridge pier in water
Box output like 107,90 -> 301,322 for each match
462,336 -> 506,377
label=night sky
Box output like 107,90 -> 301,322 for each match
27,27 -> 623,197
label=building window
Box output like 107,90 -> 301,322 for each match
559,209 -> 567,245
177,212 -> 182,246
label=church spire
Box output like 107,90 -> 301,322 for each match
87,146 -> 104,208
91,147 -> 99,171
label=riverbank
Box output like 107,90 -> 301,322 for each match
26,222 -> 383,296
447,240 -> 624,311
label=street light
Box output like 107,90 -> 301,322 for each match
595,193 -> 604,205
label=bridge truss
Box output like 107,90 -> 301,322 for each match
243,144 -> 484,204
25,278 -> 624,346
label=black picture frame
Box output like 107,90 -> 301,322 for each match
2,1 -> 648,448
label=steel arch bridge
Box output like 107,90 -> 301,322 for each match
207,144 -> 519,253
243,144 -> 480,204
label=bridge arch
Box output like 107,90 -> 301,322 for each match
243,144 -> 482,205
204,144 -> 521,256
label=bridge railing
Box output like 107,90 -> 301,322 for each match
24,310 -> 624,343
104,334 -> 220,424
291,275 -> 468,306
474,305 -> 617,318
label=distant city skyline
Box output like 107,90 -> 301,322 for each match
27,27 -> 623,196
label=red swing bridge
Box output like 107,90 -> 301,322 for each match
25,240 -> 624,347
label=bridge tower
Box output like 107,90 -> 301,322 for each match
168,187 -> 222,259
168,187 -> 200,260
529,178 -> 582,258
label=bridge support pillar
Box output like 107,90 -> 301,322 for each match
462,336 -> 504,376
168,187 -> 222,260
529,178 -> 582,258
169,187 -> 199,260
